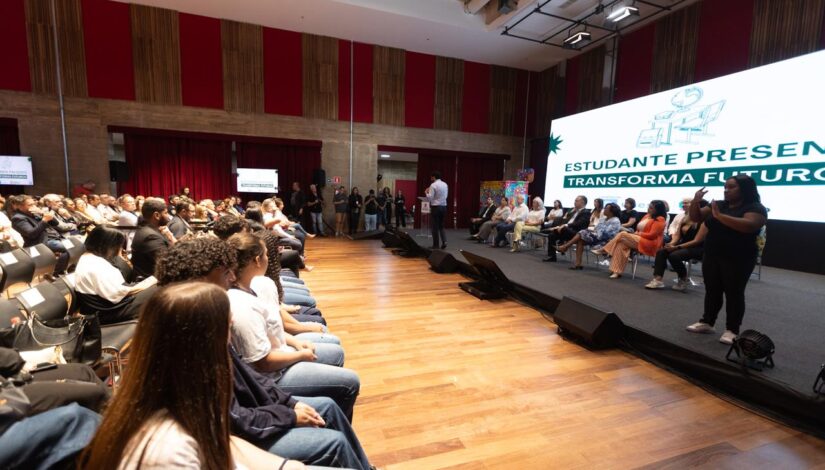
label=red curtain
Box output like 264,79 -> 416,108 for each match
235,142 -> 321,198
454,157 -> 503,228
0,118 -> 24,195
119,133 -> 232,200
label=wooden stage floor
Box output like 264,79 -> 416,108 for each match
301,237 -> 825,469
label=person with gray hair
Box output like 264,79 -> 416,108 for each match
510,196 -> 546,252
41,193 -> 78,236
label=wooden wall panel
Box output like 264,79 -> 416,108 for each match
54,0 -> 87,97
577,45 -> 606,112
489,66 -> 516,135
25,0 -> 57,94
302,34 -> 338,120
221,20 -> 264,113
650,3 -> 700,93
130,5 -> 181,105
749,0 -> 825,67
433,56 -> 463,131
533,66 -> 563,137
373,45 -> 405,127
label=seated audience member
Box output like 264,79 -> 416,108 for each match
0,196 -> 24,247
646,202 -> 708,291
79,283 -> 302,470
131,198 -> 175,280
588,198 -> 604,230
74,197 -> 103,226
545,200 -> 564,227
42,194 -> 78,236
619,198 -> 640,232
510,197 -> 545,252
166,194 -> 180,216
9,194 -> 70,275
246,208 -> 305,274
226,233 -> 360,421
180,186 -> 192,199
473,197 -> 510,243
0,403 -> 101,470
224,197 -> 241,217
200,198 -> 219,221
469,197 -> 496,237
594,200 -> 668,279
96,193 -> 119,223
542,195 -> 591,262
262,199 -> 305,254
666,197 -> 693,244
116,194 -> 139,251
275,198 -> 314,241
556,203 -> 622,269
492,195 -> 528,248
74,226 -> 157,324
233,196 -> 245,215
168,201 -> 194,240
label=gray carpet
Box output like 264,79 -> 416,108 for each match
409,229 -> 825,396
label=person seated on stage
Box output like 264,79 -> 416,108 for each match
544,200 -> 564,227
225,233 -> 361,421
594,199 -> 668,279
131,198 -> 176,280
665,197 -> 693,244
619,197 -> 640,232
556,203 -> 622,269
473,197 -> 510,243
167,201 -> 195,240
645,201 -> 709,291
588,198 -> 604,230
492,195 -> 528,248
74,225 -> 158,324
79,283 -> 304,470
510,197 -> 545,252
9,194 -> 71,276
469,197 -> 496,238
542,195 -> 591,262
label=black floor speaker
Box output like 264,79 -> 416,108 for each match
553,296 -> 624,349
349,230 -> 385,241
428,250 -> 458,273
382,229 -> 401,248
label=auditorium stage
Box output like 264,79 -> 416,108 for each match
391,228 -> 825,433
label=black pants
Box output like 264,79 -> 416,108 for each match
348,210 -> 360,234
469,219 -> 487,236
544,227 -> 577,259
395,208 -> 406,227
430,206 -> 446,248
280,249 -> 304,272
653,247 -> 704,278
24,363 -> 110,415
700,254 -> 756,334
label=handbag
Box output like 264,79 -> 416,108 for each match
11,313 -> 101,366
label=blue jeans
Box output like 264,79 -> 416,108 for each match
293,313 -> 327,326
281,274 -> 304,283
494,222 -> 516,246
44,239 -> 70,274
265,396 -> 371,470
296,332 -> 340,345
284,284 -> 311,294
284,290 -> 317,308
0,403 -> 100,470
311,212 -> 324,235
364,214 -> 377,231
275,362 -> 360,422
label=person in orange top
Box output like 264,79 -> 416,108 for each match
594,200 -> 668,279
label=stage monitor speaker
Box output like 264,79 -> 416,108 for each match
109,161 -> 129,182
553,296 -> 624,349
312,169 -> 326,188
428,250 -> 458,273
349,230 -> 384,240
382,229 -> 401,248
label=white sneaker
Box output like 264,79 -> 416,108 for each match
672,278 -> 689,292
645,279 -> 665,289
719,330 -> 737,345
686,322 -> 715,334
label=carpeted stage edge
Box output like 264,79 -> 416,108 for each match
369,228 -> 825,437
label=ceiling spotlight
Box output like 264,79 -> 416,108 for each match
563,30 -> 592,50
606,4 -> 640,23
380,154 -> 391,158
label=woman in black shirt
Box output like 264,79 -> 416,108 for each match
347,188 -> 362,235
306,184 -> 324,236
645,200 -> 708,291
394,190 -> 406,228
686,175 -> 768,344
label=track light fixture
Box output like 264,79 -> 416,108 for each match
606,1 -> 640,23
562,27 -> 592,50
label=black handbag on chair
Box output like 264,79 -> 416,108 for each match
10,313 -> 102,366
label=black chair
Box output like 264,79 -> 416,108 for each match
25,243 -> 58,281
64,236 -> 86,271
0,248 -> 36,298
0,297 -> 25,329
16,282 -> 71,320
52,274 -> 78,317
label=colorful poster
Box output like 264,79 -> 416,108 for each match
505,181 -> 529,203
479,180 -> 505,207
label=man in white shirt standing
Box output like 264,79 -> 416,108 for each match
493,194 -> 528,248
425,171 -> 449,250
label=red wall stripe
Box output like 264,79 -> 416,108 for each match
512,69 -> 528,137
0,0 -> 31,92
461,61 -> 491,133
404,51 -> 436,128
613,23 -> 655,103
264,28 -> 302,116
337,40 -> 351,121
563,56 -> 580,115
179,13 -> 223,109
81,0 -> 135,100
352,42 -> 373,123
694,0 -> 754,82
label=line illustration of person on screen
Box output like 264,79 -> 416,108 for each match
637,86 -> 725,149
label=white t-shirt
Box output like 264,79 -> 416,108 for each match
525,209 -> 546,225
227,286 -> 291,368
250,276 -> 289,349
118,411 -> 201,469
74,253 -> 131,303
